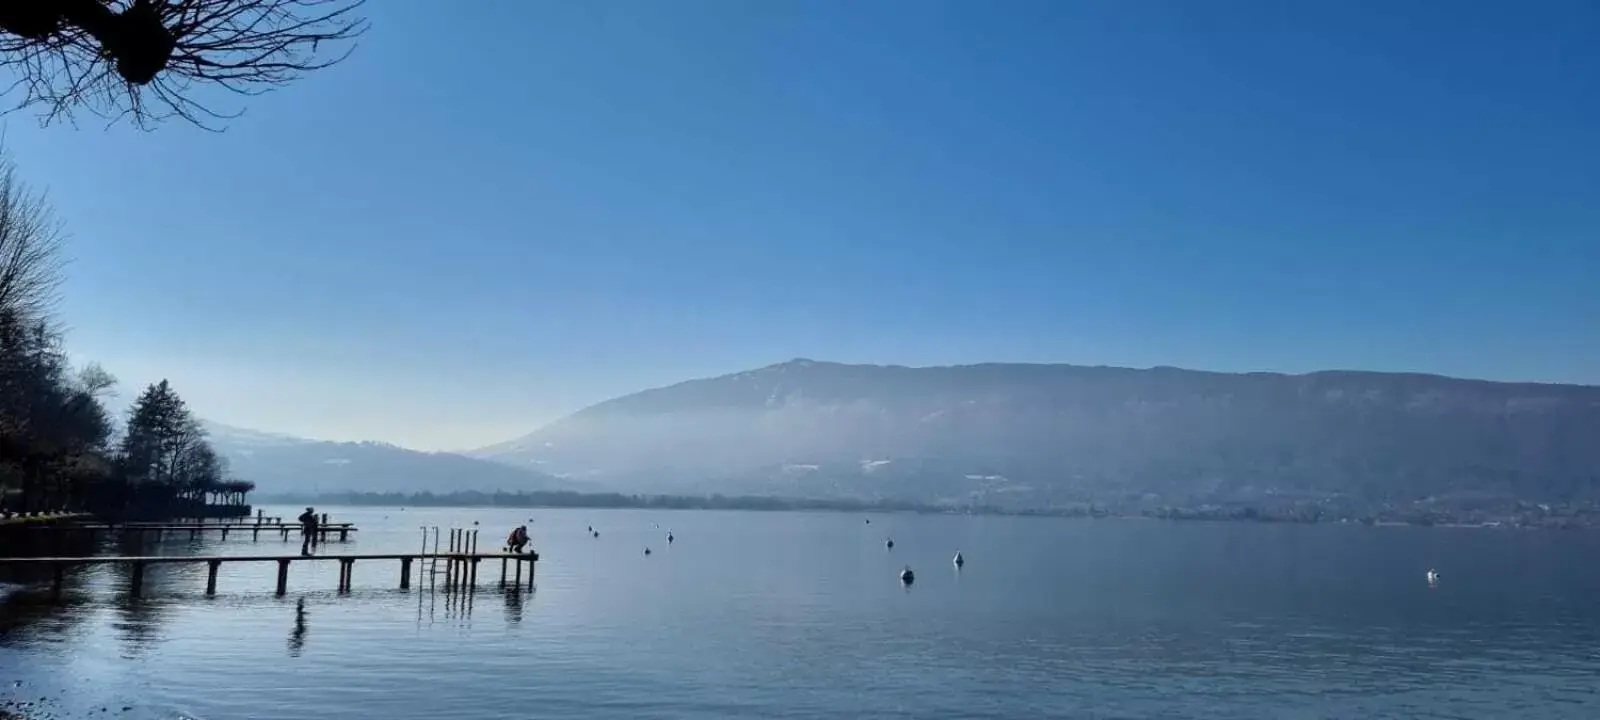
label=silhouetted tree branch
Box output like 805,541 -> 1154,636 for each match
0,0 -> 368,129
0,151 -> 64,323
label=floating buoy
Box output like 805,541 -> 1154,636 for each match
644,547 -> 652,556
953,551 -> 964,568
886,538 -> 894,550
667,532 -> 674,544
592,530 -> 599,538
1426,568 -> 1440,585
900,566 -> 915,584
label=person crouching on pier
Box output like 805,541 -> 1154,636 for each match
507,525 -> 530,554
298,507 -> 320,556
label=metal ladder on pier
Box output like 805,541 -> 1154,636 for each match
419,526 -> 479,591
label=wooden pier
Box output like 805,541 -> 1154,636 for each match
0,551 -> 538,600
26,522 -> 358,542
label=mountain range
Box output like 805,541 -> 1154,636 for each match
202,359 -> 1600,509
467,359 -> 1600,509
201,421 -> 570,496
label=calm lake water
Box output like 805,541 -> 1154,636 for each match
3,506 -> 1599,719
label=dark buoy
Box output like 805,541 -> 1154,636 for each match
667,531 -> 674,544
644,547 -> 652,556
900,566 -> 915,584
865,518 -> 871,524
953,551 -> 965,568
593,530 -> 600,538
886,538 -> 894,550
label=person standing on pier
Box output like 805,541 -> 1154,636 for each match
298,507 -> 320,556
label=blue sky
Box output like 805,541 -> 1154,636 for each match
5,0 -> 1597,449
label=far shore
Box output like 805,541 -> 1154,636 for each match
252,494 -> 1583,531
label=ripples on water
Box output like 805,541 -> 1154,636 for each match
2,508 -> 1599,719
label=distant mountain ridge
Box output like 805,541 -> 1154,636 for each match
470,359 -> 1600,508
200,421 -> 570,495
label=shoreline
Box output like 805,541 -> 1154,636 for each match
253,497 -> 1577,531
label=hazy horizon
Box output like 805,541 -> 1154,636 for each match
13,0 -> 1598,450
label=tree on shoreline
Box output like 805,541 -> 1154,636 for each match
0,145 -> 114,513
0,0 -> 368,128
0,145 -> 239,518
116,378 -> 228,514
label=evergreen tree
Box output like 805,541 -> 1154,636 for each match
116,379 -> 227,515
120,379 -> 195,485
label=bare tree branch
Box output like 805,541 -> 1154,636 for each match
0,150 -> 65,323
0,0 -> 368,130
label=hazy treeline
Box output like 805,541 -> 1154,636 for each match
255,489 -> 996,515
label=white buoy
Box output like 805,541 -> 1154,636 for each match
900,566 -> 915,584
953,551 -> 964,568
1426,568 -> 1440,585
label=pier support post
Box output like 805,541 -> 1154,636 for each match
400,557 -> 412,589
221,528 -> 229,540
130,561 -> 146,598
52,564 -> 64,600
499,558 -> 507,588
468,558 -> 479,591
253,528 -> 260,542
339,528 -> 349,542
513,558 -> 522,588
338,559 -> 353,592
206,560 -> 221,595
527,558 -> 535,591
446,529 -> 459,589
275,559 -> 289,596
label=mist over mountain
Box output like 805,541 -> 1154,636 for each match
471,359 -> 1600,508
201,421 -> 570,495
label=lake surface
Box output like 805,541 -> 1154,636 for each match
3,507 -> 1599,719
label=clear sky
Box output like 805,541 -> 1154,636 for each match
5,0 -> 1597,450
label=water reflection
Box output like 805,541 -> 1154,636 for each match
0,529 -> 103,644
113,594 -> 168,658
442,584 -> 475,623
502,588 -> 523,626
288,597 -> 308,657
